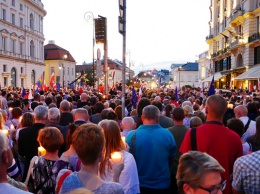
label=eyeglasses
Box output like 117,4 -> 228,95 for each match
198,180 -> 226,194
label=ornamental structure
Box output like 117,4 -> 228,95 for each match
0,0 -> 46,88
203,0 -> 260,89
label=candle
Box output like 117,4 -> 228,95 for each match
19,116 -> 22,122
9,107 -> 13,112
227,104 -> 233,109
121,136 -> 125,143
111,152 -> 122,163
2,129 -> 8,136
10,124 -> 15,130
38,146 -> 46,156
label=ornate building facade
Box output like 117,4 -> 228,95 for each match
203,0 -> 260,89
0,0 -> 46,88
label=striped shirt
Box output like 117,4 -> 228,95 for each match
7,159 -> 20,179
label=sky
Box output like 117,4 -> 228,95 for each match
42,0 -> 210,73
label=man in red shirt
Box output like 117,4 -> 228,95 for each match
180,95 -> 242,194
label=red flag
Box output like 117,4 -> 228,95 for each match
50,72 -> 55,88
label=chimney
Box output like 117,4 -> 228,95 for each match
48,40 -> 55,44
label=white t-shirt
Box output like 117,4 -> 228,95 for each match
0,183 -> 32,193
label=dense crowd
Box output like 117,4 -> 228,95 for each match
0,85 -> 260,194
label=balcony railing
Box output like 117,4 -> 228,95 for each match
206,35 -> 213,40
248,32 -> 260,43
231,10 -> 243,22
230,39 -> 239,48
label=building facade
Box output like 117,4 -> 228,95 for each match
171,62 -> 199,89
44,41 -> 76,88
0,0 -> 46,88
205,0 -> 260,90
197,50 -> 212,89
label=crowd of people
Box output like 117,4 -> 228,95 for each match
0,85 -> 260,194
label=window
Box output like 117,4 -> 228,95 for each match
11,40 -> 16,53
71,68 -> 74,76
256,16 -> 259,33
20,17 -> 23,28
3,65 -> 6,72
30,14 -> 34,30
12,13 -> 15,25
20,3 -> 23,11
21,67 -> 23,73
67,67 -> 69,75
11,68 -> 16,87
30,40 -> 34,57
2,9 -> 6,21
20,42 -> 23,54
21,78 -> 24,87
12,0 -> 15,6
51,67 -> 54,75
2,37 -> 6,51
31,70 -> 35,86
188,76 -> 191,82
224,16 -> 227,28
4,77 -> 7,87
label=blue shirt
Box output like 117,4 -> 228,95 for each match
126,124 -> 176,189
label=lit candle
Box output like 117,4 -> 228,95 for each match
227,104 -> 233,109
111,152 -> 122,163
19,116 -> 22,122
10,124 -> 15,130
38,146 -> 46,156
2,129 -> 8,136
9,107 -> 13,112
121,136 -> 125,143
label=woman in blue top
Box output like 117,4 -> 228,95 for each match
56,124 -> 124,194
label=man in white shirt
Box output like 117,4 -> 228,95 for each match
234,105 -> 256,141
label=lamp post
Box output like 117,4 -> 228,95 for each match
84,11 -> 95,88
59,53 -> 67,88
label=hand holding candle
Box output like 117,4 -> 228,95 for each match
2,129 -> 9,136
111,152 -> 122,163
38,146 -> 46,156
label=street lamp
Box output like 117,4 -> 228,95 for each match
84,11 -> 95,88
178,66 -> 182,89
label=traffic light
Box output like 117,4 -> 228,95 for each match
118,0 -> 126,35
95,17 -> 106,44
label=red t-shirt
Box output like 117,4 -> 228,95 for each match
180,123 -> 243,194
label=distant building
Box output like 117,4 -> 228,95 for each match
0,0 -> 46,88
171,62 -> 199,89
75,59 -> 135,88
197,50 -> 211,89
44,41 -> 76,87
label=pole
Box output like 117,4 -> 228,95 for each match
129,51 -> 130,84
179,69 -> 180,89
63,64 -> 65,88
121,0 -> 126,119
93,19 -> 95,89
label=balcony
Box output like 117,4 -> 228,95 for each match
230,10 -> 243,23
206,34 -> 213,40
248,32 -> 260,43
230,39 -> 239,48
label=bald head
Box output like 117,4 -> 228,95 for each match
80,93 -> 88,102
234,105 -> 248,118
206,95 -> 227,120
74,108 -> 89,122
121,117 -> 136,130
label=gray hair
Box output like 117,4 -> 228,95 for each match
177,151 -> 225,194
48,107 -> 60,120
142,105 -> 160,121
0,131 -> 9,158
121,117 -> 135,130
34,105 -> 48,120
60,100 -> 70,112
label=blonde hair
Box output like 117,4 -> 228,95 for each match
176,151 -> 225,194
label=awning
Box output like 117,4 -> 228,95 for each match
234,65 -> 260,80
202,72 -> 223,82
